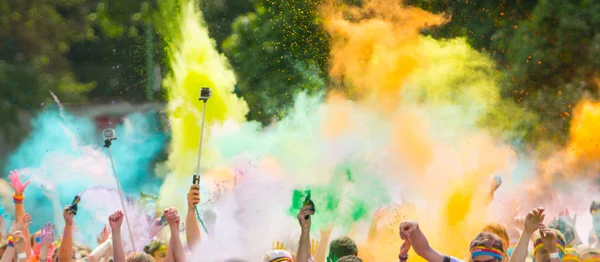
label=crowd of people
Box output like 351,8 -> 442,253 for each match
1,169 -> 600,262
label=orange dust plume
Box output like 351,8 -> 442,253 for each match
322,0 -> 446,110
567,99 -> 600,164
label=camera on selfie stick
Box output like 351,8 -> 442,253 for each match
193,87 -> 212,234
193,87 -> 212,185
102,127 -> 137,251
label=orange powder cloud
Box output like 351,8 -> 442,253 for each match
322,0 -> 446,110
568,99 -> 600,162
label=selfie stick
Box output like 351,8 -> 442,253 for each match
194,87 -> 211,234
104,138 -> 137,252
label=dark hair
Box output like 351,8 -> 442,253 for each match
549,217 -> 575,245
591,201 -> 600,214
329,237 -> 358,261
337,255 -> 363,262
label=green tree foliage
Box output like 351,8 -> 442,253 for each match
408,0 -> 600,149
222,0 -> 330,124
201,0 -> 254,49
0,0 -> 94,132
505,0 -> 600,146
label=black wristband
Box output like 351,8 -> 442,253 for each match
399,254 -> 408,261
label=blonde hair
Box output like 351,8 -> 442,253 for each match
531,228 -> 566,256
126,252 -> 156,262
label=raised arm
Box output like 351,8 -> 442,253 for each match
109,211 -> 126,262
297,205 -> 315,262
186,185 -> 201,248
399,221 -> 443,262
38,223 -> 55,262
8,170 -> 33,258
510,208 -> 544,262
315,226 -> 333,262
539,225 -> 560,262
90,226 -> 112,262
165,208 -> 186,262
59,206 -> 75,262
368,208 -> 385,244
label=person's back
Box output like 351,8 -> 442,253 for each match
328,237 -> 358,262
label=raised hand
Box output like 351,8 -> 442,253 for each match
524,208 -> 545,234
399,221 -> 419,239
108,211 -> 124,233
539,225 -> 558,253
310,239 -> 319,255
97,225 -> 110,245
63,206 -> 75,226
13,230 -> 26,253
8,170 -> 31,196
559,209 -> 577,226
272,241 -> 286,250
373,207 -> 386,223
187,185 -> 201,210
40,223 -> 55,248
297,205 -> 315,231
164,208 -> 180,229
20,214 -> 32,230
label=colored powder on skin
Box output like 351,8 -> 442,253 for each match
159,0 -> 249,210
4,108 -> 166,247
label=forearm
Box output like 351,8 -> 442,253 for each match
23,228 -> 32,259
315,232 -> 330,262
14,203 -> 24,223
367,220 -> 378,244
59,225 -> 74,261
297,229 -> 311,262
90,239 -> 112,262
169,226 -> 186,262
0,247 -> 15,262
185,209 -> 201,248
112,232 -> 126,262
509,231 -> 532,262
408,226 -> 443,262
39,247 -> 50,261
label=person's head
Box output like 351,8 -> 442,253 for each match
73,242 -> 91,260
261,250 -> 294,262
580,247 -> 600,261
592,202 -> 600,239
469,232 -> 504,262
337,255 -> 363,262
562,248 -> 581,262
144,239 -> 168,262
550,217 -> 575,246
482,222 -> 510,258
532,228 -> 566,262
328,237 -> 358,262
126,252 -> 155,262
